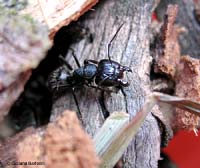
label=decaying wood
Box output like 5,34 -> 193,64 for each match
154,5 -> 180,79
174,56 -> 200,131
0,111 -> 99,168
176,0 -> 200,59
153,4 -> 200,133
3,0 -> 200,167
20,0 -> 99,38
51,0 -> 161,167
151,5 -> 180,136
44,111 -> 99,168
154,0 -> 200,59
0,9 -> 51,122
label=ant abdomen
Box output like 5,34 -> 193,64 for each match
48,66 -> 71,92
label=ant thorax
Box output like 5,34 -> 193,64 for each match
73,64 -> 97,80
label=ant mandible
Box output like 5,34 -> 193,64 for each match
48,23 -> 132,120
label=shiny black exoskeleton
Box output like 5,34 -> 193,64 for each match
95,59 -> 132,87
48,58 -> 131,92
48,23 -> 132,119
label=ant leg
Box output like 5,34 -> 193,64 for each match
119,86 -> 129,114
117,78 -> 129,87
71,88 -> 82,121
97,75 -> 110,86
58,55 -> 73,71
122,66 -> 132,72
69,48 -> 81,68
107,23 -> 124,62
84,59 -> 99,65
86,84 -> 113,92
99,91 -> 110,118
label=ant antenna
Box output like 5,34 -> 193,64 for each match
107,23 -> 125,62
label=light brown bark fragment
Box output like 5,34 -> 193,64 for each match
174,56 -> 200,131
0,111 -> 99,168
20,0 -> 99,38
154,5 -> 181,79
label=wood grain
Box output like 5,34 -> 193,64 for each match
20,0 -> 99,38
51,0 -> 161,167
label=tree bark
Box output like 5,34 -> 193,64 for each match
155,0 -> 200,59
176,0 -> 200,59
51,0 -> 161,167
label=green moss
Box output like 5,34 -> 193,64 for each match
0,6 -> 49,37
23,14 -> 34,22
0,0 -> 27,11
0,5 -> 51,59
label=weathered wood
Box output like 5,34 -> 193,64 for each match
0,111 -> 99,168
51,0 -> 160,167
20,0 -> 99,38
176,0 -> 200,58
155,0 -> 200,58
0,7 -> 50,123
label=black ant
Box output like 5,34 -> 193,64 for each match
48,24 -> 132,120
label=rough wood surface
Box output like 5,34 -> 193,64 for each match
174,56 -> 200,131
155,0 -> 200,59
176,0 -> 200,58
153,2 -> 200,133
51,0 -> 161,167
20,0 -> 99,38
0,8 -> 50,122
154,5 -> 180,79
0,111 -> 99,168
